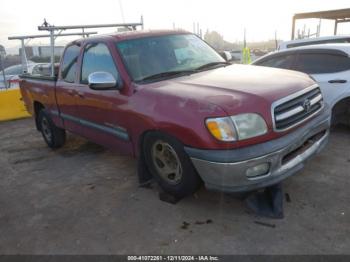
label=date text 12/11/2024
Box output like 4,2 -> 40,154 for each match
127,255 -> 220,261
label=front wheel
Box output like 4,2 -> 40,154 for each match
38,110 -> 66,149
143,132 -> 202,198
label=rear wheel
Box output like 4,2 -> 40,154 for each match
143,132 -> 202,198
38,110 -> 66,149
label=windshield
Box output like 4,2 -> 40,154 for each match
116,33 -> 225,82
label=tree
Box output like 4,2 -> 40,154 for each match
204,30 -> 238,51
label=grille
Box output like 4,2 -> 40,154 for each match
273,86 -> 323,131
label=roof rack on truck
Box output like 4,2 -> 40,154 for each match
36,17 -> 144,77
8,32 -> 98,74
8,16 -> 144,77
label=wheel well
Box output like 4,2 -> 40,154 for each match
332,97 -> 350,127
138,130 -> 174,157
137,129 -> 190,158
33,101 -> 45,131
137,130 -> 155,157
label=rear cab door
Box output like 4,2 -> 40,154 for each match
55,43 -> 83,134
56,43 -> 81,134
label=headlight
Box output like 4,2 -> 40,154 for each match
206,117 -> 237,141
206,113 -> 267,142
231,113 -> 268,140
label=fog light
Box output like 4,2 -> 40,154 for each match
246,163 -> 270,178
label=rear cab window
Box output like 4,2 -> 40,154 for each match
61,44 -> 80,83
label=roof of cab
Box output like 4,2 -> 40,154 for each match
72,29 -> 191,45
110,29 -> 190,41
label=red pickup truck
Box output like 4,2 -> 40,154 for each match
20,30 -> 330,197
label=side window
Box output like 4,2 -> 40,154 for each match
295,53 -> 350,74
81,43 -> 119,84
257,55 -> 295,70
61,44 -> 80,83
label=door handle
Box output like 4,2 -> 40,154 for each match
328,79 -> 347,84
67,90 -> 84,97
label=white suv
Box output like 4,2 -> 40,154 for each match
253,44 -> 350,126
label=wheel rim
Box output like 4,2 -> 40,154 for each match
151,140 -> 183,185
41,117 -> 52,142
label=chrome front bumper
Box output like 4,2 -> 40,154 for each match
185,113 -> 330,193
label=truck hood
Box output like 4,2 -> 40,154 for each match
141,64 -> 315,116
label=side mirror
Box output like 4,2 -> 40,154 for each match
88,71 -> 119,90
219,51 -> 232,62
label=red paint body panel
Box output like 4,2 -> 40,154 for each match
19,30 -> 318,157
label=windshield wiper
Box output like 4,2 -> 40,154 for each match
138,70 -> 197,82
196,61 -> 230,71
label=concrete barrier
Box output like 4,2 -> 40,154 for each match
0,88 -> 30,121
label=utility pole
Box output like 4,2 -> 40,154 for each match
0,55 -> 7,89
275,30 -> 278,50
317,19 -> 322,37
243,28 -> 247,48
0,46 -> 7,89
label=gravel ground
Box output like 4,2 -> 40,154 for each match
0,118 -> 349,254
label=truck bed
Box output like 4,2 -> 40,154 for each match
19,74 -> 58,118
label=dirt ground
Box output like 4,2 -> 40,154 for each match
0,118 -> 349,254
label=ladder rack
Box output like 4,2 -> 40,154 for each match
8,32 -> 98,74
9,16 -> 144,77
37,17 -> 144,76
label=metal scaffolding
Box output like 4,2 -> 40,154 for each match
292,8 -> 350,40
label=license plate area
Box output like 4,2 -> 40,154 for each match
281,130 -> 326,165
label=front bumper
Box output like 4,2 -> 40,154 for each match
185,111 -> 331,193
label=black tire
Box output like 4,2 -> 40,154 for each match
38,110 -> 66,149
143,132 -> 202,198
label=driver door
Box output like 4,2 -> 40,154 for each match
74,42 -> 133,154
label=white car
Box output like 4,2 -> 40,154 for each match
0,62 -> 43,89
278,35 -> 350,50
0,64 -> 23,89
253,44 -> 350,126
